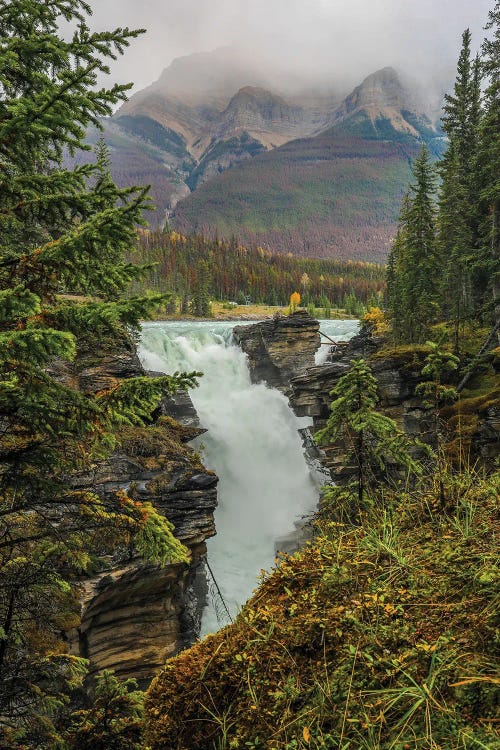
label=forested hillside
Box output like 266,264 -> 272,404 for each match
133,230 -> 386,313
171,135 -> 417,263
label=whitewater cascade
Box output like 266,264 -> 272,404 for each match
139,319 -> 358,634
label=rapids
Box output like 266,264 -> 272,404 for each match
139,319 -> 359,634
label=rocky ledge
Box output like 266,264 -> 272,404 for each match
290,326 -> 500,482
51,333 -> 218,686
233,311 -> 320,392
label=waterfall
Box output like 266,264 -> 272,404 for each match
139,319 -> 358,635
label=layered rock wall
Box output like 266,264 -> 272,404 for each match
233,315 -> 498,484
233,311 -> 320,392
52,333 -> 218,685
290,328 -> 500,480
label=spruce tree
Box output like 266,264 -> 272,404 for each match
386,149 -> 438,342
385,196 -> 409,340
442,29 -> 477,180
476,1 -> 500,332
416,343 -> 459,501
437,142 -> 473,349
190,260 -> 211,317
0,1 -> 197,741
438,30 -> 484,342
316,360 -> 420,510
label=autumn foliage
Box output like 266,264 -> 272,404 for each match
133,230 -> 386,311
289,291 -> 301,311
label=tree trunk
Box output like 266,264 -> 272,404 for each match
0,590 -> 16,671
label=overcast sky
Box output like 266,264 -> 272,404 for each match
85,0 -> 493,95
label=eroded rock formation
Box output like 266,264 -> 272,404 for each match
290,327 -> 500,481
233,311 -> 320,392
51,333 -> 218,686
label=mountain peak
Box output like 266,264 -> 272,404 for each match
364,66 -> 399,81
323,65 -> 438,140
216,86 -> 304,144
347,66 -> 407,112
227,86 -> 289,108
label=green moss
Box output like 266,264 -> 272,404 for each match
370,344 -> 431,359
443,388 -> 500,418
370,344 -> 431,371
145,472 -> 500,750
119,416 -> 204,472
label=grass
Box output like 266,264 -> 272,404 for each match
150,302 -> 353,321
144,467 -> 499,750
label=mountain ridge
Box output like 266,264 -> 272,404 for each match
73,51 -> 446,259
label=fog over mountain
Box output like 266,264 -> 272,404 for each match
69,0 -> 494,263
87,0 -> 491,97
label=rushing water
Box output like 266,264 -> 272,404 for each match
139,319 -> 359,634
316,318 -> 361,364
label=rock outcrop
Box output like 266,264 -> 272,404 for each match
53,333 -> 218,686
290,327 -> 500,481
216,87 -> 306,141
233,311 -> 320,392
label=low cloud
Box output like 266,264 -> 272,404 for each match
84,0 -> 493,96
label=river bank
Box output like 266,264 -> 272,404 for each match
149,302 -> 355,322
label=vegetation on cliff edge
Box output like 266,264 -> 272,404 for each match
145,467 -> 499,749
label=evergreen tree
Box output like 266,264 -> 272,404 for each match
386,150 -> 438,342
190,260 -> 211,317
181,292 -> 190,315
63,671 -> 145,750
442,29 -> 477,179
438,31 -> 484,342
416,343 -> 459,501
476,1 -> 500,333
385,198 -> 409,339
437,142 -> 473,349
268,288 -> 279,307
316,360 -> 420,509
469,53 -> 484,240
0,1 -> 196,742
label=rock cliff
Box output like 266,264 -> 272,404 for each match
233,311 -> 320,392
51,333 -> 218,686
290,327 -> 500,481
232,315 -> 498,478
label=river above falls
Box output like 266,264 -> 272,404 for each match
139,319 -> 359,635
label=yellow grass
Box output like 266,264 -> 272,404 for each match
151,302 -> 352,322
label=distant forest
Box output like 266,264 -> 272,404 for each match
133,230 -> 386,314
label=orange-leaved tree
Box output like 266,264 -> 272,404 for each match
290,291 -> 301,312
